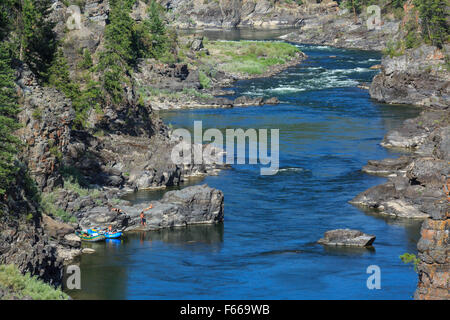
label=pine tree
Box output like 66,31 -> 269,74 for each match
98,0 -> 135,103
0,43 -> 21,195
147,0 -> 168,58
20,0 -> 57,79
414,0 -> 448,48
0,0 -> 13,40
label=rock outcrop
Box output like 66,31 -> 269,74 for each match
0,170 -> 63,286
280,3 -> 401,51
318,229 -> 376,247
161,0 -> 306,29
78,185 -> 224,231
351,111 -> 449,220
370,45 -> 450,108
352,108 -> 449,299
415,210 -> 449,300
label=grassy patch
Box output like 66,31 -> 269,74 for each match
382,41 -> 405,58
201,41 -> 301,76
40,192 -> 77,223
0,264 -> 68,300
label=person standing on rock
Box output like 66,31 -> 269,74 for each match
140,204 -> 153,226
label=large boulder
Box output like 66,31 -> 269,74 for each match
370,45 -> 449,108
318,229 -> 376,247
79,185 -> 224,231
42,214 -> 74,240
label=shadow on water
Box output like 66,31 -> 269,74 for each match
65,224 -> 224,300
357,206 -> 424,244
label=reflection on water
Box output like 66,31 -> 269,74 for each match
68,41 -> 423,300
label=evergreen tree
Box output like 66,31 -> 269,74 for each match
133,0 -> 169,59
48,49 -> 102,129
148,0 -> 168,58
414,0 -> 448,48
98,0 -> 135,103
0,0 -> 14,40
0,43 -> 21,195
20,0 -> 57,79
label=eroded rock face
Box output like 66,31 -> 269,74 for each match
370,45 -> 450,108
16,64 -> 74,192
0,174 -> 63,286
318,229 -> 376,247
280,4 -> 399,51
79,185 -> 224,231
414,209 -> 449,300
162,0 -> 306,29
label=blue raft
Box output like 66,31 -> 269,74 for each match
104,231 -> 123,239
86,228 -> 123,239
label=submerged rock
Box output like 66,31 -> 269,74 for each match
318,229 -> 376,247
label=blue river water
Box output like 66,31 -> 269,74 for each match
67,42 -> 422,300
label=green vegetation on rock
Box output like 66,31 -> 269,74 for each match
0,43 -> 22,195
400,252 -> 420,271
201,41 -> 301,76
0,264 -> 68,300
98,0 -> 170,103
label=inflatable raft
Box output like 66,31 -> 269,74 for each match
76,231 -> 106,242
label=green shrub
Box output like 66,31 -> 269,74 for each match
32,108 -> 42,120
0,264 -> 68,300
405,31 -> 421,49
198,71 -> 212,89
382,41 -> 404,57
400,253 -> 420,272
40,192 -> 77,223
78,48 -> 93,69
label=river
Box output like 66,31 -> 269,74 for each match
66,32 -> 422,300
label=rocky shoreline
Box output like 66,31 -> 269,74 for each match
273,2 -> 449,299
350,108 -> 449,299
43,184 -> 224,263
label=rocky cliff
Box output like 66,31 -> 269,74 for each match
0,169 -> 63,286
280,1 -> 402,50
370,44 -> 449,108
160,0 -> 307,29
